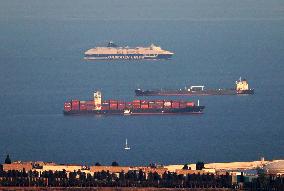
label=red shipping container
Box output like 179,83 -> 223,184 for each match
156,105 -> 164,108
118,106 -> 125,110
72,103 -> 79,106
101,106 -> 109,110
118,102 -> 125,109
125,102 -> 132,109
72,100 -> 79,110
162,101 -> 170,108
64,102 -> 71,107
86,101 -> 94,110
86,106 -> 94,110
155,101 -> 164,105
186,102 -> 195,107
179,102 -> 187,108
152,105 -> 161,109
172,102 -> 180,108
141,105 -> 149,109
172,105 -> 179,108
80,103 -> 87,110
133,105 -> 141,109
110,103 -> 118,109
64,102 -> 71,111
72,106 -> 79,110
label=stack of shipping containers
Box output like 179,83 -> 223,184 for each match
102,101 -> 110,110
109,100 -> 118,110
132,100 -> 141,109
86,101 -> 94,110
79,101 -> 87,110
141,100 -> 149,109
71,100 -> 79,110
64,102 -> 71,111
65,97 -> 197,112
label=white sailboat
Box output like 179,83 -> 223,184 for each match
124,138 -> 131,150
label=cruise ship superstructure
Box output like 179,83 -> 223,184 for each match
84,42 -> 174,60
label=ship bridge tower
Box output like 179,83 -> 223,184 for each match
94,91 -> 102,110
236,77 -> 249,91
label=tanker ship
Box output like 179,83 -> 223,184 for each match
84,42 -> 174,60
63,91 -> 204,115
135,78 -> 254,96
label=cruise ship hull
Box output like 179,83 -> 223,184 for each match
84,54 -> 173,60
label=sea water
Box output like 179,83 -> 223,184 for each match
0,0 -> 283,166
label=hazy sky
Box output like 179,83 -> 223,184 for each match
1,0 -> 283,21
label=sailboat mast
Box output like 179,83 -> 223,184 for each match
124,138 -> 130,150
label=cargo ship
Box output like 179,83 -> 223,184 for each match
63,91 -> 204,115
135,78 -> 254,96
84,42 -> 174,60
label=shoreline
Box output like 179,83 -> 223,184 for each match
0,187 -> 234,191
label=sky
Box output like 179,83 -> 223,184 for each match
0,0 -> 283,21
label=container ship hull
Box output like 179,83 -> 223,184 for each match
64,106 -> 205,116
64,91 -> 205,116
135,89 -> 254,96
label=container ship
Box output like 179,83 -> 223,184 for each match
135,78 -> 254,96
63,91 -> 204,115
84,42 -> 174,60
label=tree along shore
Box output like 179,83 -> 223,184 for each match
0,169 -> 283,190
0,187 -> 234,191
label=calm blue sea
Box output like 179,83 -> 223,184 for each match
0,0 -> 283,166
